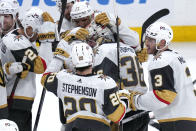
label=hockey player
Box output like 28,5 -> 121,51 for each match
0,60 -> 8,119
124,22 -> 196,131
0,0 -> 19,37
1,8 -> 49,131
69,2 -> 150,131
0,0 -> 19,121
0,119 -> 19,131
93,42 -> 149,131
70,1 -> 140,50
41,42 -> 126,131
55,0 -> 78,33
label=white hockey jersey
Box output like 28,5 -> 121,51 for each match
0,60 -> 8,119
135,50 -> 196,123
41,70 -> 126,129
93,43 -> 147,93
1,29 -> 46,111
45,40 -> 81,73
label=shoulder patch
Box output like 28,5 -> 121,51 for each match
98,74 -> 110,81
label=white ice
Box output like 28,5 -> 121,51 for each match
32,42 -> 196,131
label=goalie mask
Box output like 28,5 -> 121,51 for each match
145,21 -> 173,50
71,41 -> 93,68
21,7 -> 43,39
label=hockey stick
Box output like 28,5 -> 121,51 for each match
8,55 -> 27,109
33,1 -> 67,131
122,111 -> 150,124
33,88 -> 46,131
141,8 -> 170,49
193,79 -> 196,85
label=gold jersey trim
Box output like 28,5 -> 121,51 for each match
8,96 -> 34,101
107,103 -> 125,123
54,48 -> 70,58
34,57 -> 46,74
159,117 -> 196,123
67,115 -> 110,126
154,89 -> 176,104
0,104 -> 8,109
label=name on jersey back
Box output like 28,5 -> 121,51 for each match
62,83 -> 97,97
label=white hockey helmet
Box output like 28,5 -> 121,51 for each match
0,0 -> 19,18
71,41 -> 93,68
70,1 -> 94,20
56,0 -> 78,12
145,22 -> 173,50
22,7 -> 43,39
0,119 -> 19,131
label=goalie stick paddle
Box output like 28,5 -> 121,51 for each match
141,8 -> 170,49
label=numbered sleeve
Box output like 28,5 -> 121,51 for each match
53,40 -> 70,61
11,47 -> 47,74
41,73 -> 58,96
135,65 -> 177,111
103,87 -> 126,123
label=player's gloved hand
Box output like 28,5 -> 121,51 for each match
129,91 -> 143,111
64,27 -> 89,42
95,12 -> 121,26
118,89 -> 131,109
60,30 -> 71,39
4,62 -> 31,79
136,48 -> 148,63
38,12 -> 56,43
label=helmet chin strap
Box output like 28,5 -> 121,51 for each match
24,28 -> 35,39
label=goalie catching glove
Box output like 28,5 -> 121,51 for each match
4,62 -> 31,79
38,12 -> 56,43
63,27 -> 89,42
136,48 -> 148,63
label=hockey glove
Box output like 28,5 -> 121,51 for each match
38,12 -> 56,43
4,62 -> 31,79
118,90 -> 131,109
136,48 -> 148,63
64,27 -> 89,42
95,12 -> 121,26
129,91 -> 143,111
60,30 -> 71,39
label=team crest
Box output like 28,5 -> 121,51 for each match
98,74 -> 109,81
14,35 -> 23,41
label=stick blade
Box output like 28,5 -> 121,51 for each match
141,8 -> 170,49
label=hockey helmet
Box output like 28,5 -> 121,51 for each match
70,1 -> 94,20
0,119 -> 19,131
56,0 -> 79,12
22,7 -> 43,39
145,21 -> 173,50
71,41 -> 93,68
0,0 -> 19,19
